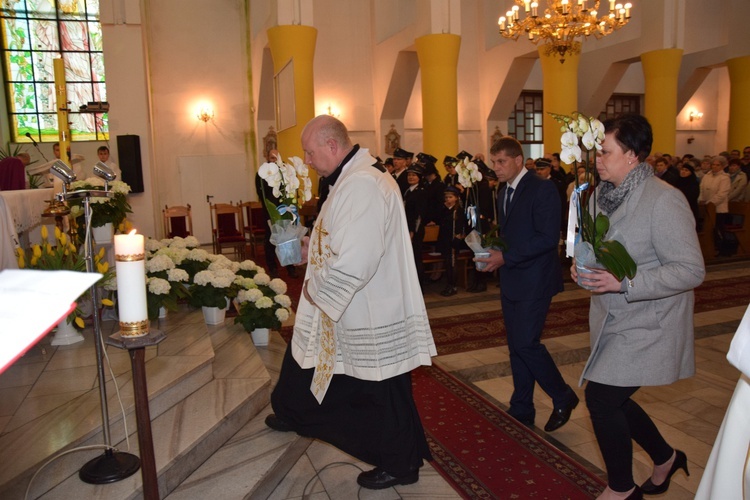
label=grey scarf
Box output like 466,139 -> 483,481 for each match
597,162 -> 653,215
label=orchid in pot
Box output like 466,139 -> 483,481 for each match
550,111 -> 637,287
257,155 -> 313,266
455,157 -> 507,266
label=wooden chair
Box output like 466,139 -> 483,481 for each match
210,202 -> 246,260
697,202 -> 716,261
239,200 -> 266,258
163,204 -> 193,238
726,201 -> 750,257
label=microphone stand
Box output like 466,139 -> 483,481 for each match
26,134 -> 48,161
55,188 -> 141,484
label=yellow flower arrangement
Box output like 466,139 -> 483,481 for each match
17,226 -> 114,330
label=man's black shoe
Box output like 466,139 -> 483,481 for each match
544,392 -> 579,432
507,411 -> 535,427
440,287 -> 457,297
469,282 -> 487,293
357,467 -> 419,490
265,413 -> 295,433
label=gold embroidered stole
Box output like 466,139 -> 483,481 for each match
309,218 -> 335,403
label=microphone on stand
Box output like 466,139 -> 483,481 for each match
25,132 -> 48,161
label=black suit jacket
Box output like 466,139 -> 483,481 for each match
497,171 -> 563,301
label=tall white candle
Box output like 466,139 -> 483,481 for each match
114,230 -> 149,337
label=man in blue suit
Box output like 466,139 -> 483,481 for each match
477,136 -> 578,432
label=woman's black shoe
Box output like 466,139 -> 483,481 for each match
640,449 -> 689,495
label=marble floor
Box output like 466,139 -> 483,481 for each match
173,260 -> 749,499
2,260 -> 748,499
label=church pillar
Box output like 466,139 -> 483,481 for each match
267,25 -> 317,161
415,34 -> 460,164
726,55 -> 750,152
539,47 -> 580,158
641,48 -> 683,155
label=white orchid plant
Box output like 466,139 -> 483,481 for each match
551,111 -> 636,282
455,157 -> 483,230
257,155 -> 313,224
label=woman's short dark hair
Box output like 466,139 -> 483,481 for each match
602,114 -> 653,162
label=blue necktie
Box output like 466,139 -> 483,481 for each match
505,186 -> 514,215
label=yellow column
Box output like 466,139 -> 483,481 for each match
267,25 -> 317,162
539,47 -> 580,163
726,55 -> 750,152
53,58 -> 71,168
641,49 -> 683,155
415,34 -> 461,166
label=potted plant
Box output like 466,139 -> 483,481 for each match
68,177 -> 132,245
188,268 -> 236,325
550,111 -> 636,286
233,272 -> 291,346
16,225 -> 114,344
257,155 -> 313,266
145,253 -> 190,320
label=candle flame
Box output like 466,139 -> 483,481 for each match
129,229 -> 137,236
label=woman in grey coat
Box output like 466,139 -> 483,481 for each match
572,114 -> 705,500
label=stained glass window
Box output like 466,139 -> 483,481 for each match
1,0 -> 107,143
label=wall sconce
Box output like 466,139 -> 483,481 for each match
197,106 -> 214,123
326,104 -> 340,118
689,110 -> 703,122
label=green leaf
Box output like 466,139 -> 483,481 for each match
595,240 -> 637,280
595,213 -> 609,237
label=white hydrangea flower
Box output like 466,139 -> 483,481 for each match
147,277 -> 171,295
160,238 -> 174,246
167,268 -> 189,282
193,270 -> 214,286
276,308 -> 290,322
183,236 -> 200,248
269,278 -> 287,295
186,248 -> 210,262
233,276 -> 255,289
237,288 -> 263,303
254,272 -> 271,286
255,296 -> 273,309
239,260 -> 257,271
169,237 -> 188,249
274,294 -> 291,308
145,238 -> 163,252
146,254 -> 175,273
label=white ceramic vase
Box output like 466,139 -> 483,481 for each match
92,222 -> 114,245
250,328 -> 269,346
202,305 -> 226,325
51,318 -> 85,346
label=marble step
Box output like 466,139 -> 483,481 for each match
0,323 -> 215,498
1,309 -> 271,499
37,376 -> 271,499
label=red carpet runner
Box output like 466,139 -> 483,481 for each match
413,364 -> 605,499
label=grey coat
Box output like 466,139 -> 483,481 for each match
580,176 -> 706,387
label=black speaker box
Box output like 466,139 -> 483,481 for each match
117,134 -> 144,193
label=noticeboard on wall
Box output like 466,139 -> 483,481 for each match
274,59 -> 296,132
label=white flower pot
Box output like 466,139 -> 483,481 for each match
158,306 -> 168,318
92,223 -> 113,245
51,318 -> 85,346
202,306 -> 226,325
251,328 -> 269,346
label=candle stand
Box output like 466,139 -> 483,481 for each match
56,188 -> 141,484
106,329 -> 166,500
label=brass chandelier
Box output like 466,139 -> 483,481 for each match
498,0 -> 633,62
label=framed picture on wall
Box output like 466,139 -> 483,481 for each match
274,59 -> 296,132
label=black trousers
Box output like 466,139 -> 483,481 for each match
271,346 -> 432,476
501,295 -> 571,418
585,381 -> 673,491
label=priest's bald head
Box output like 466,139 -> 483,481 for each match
301,115 -> 353,178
